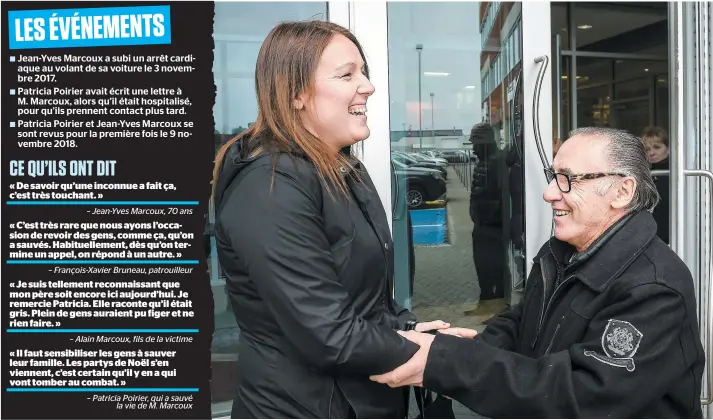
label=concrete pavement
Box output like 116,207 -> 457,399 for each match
408,166 -> 498,419
411,166 -> 494,332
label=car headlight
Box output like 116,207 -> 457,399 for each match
431,172 -> 442,180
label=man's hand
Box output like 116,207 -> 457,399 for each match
370,330 -> 435,388
415,319 -> 450,332
439,327 -> 478,339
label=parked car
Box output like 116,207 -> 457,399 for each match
404,152 -> 448,170
409,152 -> 449,166
440,150 -> 475,163
392,159 -> 446,209
392,152 -> 448,180
423,150 -> 444,159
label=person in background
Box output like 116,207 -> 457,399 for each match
642,126 -> 670,244
371,127 -> 704,419
466,122 -> 508,319
505,124 -> 525,276
211,21 -> 448,419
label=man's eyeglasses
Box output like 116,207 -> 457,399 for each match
544,167 -> 627,193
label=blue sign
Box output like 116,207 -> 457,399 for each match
8,5 -> 171,50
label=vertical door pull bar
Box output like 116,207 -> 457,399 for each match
533,56 -> 551,175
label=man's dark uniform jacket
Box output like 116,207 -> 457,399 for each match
423,210 -> 705,418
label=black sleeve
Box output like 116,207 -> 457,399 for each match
393,300 -> 417,330
222,166 -> 419,375
475,301 -> 523,351
423,283 -> 690,418
203,212 -> 212,258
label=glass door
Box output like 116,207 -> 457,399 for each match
349,2 -> 554,370
550,2 -> 670,248
208,3 -> 340,417
669,2 -> 713,416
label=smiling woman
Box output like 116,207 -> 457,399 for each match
293,30 -> 375,157
207,3 -> 330,413
212,21 -> 372,197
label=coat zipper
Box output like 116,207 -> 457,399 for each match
361,195 -> 392,307
531,263 -> 550,349
327,381 -> 335,419
531,273 -> 576,349
331,380 -> 361,418
368,210 -> 391,308
543,315 -> 565,355
350,183 -> 392,307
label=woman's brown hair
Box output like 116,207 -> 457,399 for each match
211,20 -> 370,201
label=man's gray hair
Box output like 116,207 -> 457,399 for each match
568,127 -> 660,213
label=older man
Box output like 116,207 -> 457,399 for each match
372,127 -> 705,418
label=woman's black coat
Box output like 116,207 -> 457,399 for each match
213,141 -> 419,418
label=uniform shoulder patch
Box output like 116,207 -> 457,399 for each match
584,319 -> 643,372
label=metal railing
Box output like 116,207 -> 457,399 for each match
450,150 -> 476,192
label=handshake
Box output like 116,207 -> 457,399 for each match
410,319 -> 478,338
369,320 -> 477,388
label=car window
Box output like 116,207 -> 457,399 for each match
392,159 -> 408,169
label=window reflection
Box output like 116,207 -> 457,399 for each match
551,3 -> 569,49
387,4 -> 525,416
571,57 -> 667,135
573,3 -> 667,54
213,3 -> 327,136
554,2 -> 670,242
577,82 -> 611,128
552,55 -> 570,142
210,2 -> 327,414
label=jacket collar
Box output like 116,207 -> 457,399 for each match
340,156 -> 360,178
538,211 -> 658,292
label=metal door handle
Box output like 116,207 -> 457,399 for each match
533,55 -> 551,174
555,35 -> 563,143
509,70 -> 523,161
684,169 -> 713,405
390,160 -> 404,221
657,169 -> 712,404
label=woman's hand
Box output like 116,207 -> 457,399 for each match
414,320 -> 450,332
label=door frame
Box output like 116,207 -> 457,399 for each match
669,1 -> 713,414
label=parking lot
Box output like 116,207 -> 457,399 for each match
411,166 -> 491,334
